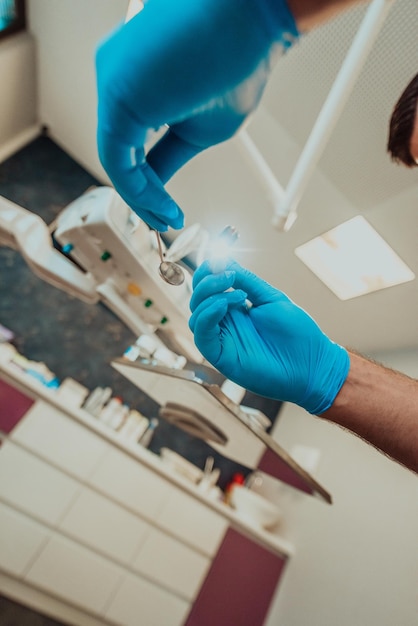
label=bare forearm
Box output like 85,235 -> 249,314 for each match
287,0 -> 369,31
321,351 -> 418,472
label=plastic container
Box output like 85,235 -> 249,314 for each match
98,397 -> 123,426
118,410 -> 150,442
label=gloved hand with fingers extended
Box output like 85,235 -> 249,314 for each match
96,0 -> 299,231
189,260 -> 350,415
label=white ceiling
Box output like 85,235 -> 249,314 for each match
166,0 -> 418,356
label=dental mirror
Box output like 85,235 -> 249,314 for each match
154,231 -> 185,286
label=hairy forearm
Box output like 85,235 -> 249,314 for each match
320,351 -> 418,472
287,0 -> 369,31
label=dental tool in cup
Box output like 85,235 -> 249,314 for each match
154,230 -> 185,286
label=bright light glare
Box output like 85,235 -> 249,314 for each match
295,216 -> 415,300
207,238 -> 232,261
206,239 -> 233,273
205,227 -> 239,272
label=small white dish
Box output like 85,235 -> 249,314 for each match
230,485 -> 282,530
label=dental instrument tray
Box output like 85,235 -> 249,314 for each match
111,358 -> 332,504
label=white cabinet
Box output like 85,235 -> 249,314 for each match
0,372 -> 291,626
59,486 -> 150,565
0,418 -> 216,625
24,533 -> 123,616
0,441 -> 79,525
105,572 -> 190,626
87,445 -> 227,560
157,488 -> 227,557
11,401 -> 110,480
0,502 -> 49,576
87,446 -> 171,520
132,527 -> 210,601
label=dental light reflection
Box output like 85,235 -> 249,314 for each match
205,225 -> 239,273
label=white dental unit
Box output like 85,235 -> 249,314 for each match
0,186 -> 202,361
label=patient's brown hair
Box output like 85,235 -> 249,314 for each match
388,73 -> 418,168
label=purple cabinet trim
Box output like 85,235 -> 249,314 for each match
0,378 -> 34,434
185,527 -> 287,626
258,448 -> 312,495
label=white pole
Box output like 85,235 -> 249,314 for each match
235,130 -> 286,206
272,0 -> 393,231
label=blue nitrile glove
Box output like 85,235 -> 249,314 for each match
189,261 -> 350,415
96,0 -> 299,231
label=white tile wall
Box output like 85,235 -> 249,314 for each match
59,487 -> 150,565
0,441 -> 79,525
11,401 -> 110,480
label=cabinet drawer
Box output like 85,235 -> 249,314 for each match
0,501 -> 49,576
0,441 -> 79,525
105,572 -> 190,626
24,533 -> 123,615
88,447 -> 170,520
132,527 -> 210,601
157,489 -> 227,556
59,486 -> 150,565
11,401 -> 109,480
